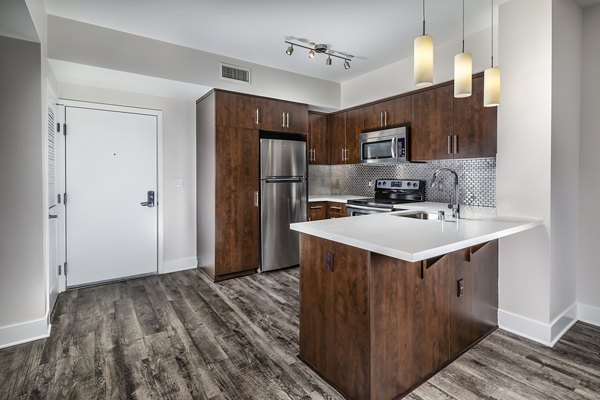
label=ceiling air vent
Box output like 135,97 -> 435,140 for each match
220,63 -> 251,84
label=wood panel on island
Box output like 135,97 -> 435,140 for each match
298,234 -> 499,400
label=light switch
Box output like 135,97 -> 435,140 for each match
174,178 -> 184,187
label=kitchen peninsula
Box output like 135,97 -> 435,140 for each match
291,204 -> 541,399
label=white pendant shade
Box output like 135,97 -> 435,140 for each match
454,52 -> 472,98
414,34 -> 434,88
484,67 -> 501,107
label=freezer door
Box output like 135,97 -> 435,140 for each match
261,180 -> 307,272
260,138 -> 307,179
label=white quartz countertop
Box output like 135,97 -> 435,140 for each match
308,195 -> 369,203
291,202 -> 542,262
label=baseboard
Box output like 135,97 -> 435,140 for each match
578,302 -> 600,327
0,317 -> 51,349
498,303 -> 578,347
162,256 -> 198,274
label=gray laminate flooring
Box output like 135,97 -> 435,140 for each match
0,268 -> 599,400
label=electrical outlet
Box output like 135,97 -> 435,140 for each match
174,178 -> 184,187
457,279 -> 464,297
324,251 -> 335,272
368,180 -> 373,187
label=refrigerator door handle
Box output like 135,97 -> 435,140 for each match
264,176 -> 304,183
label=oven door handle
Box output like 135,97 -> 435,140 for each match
346,204 -> 392,212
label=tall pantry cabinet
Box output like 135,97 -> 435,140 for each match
196,90 -> 308,282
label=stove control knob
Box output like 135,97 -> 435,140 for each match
413,182 -> 418,187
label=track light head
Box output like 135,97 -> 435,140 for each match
344,59 -> 351,70
286,45 -> 294,55
308,49 -> 316,59
326,55 -> 332,66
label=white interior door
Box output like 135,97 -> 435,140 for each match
47,95 -> 60,310
66,106 -> 158,287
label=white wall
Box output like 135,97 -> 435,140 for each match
59,84 -> 198,271
47,16 -> 340,110
340,27 -> 496,108
550,0 -> 581,323
578,4 -> 600,318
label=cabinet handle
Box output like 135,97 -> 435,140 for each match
254,191 -> 259,207
380,112 -> 383,127
256,108 -> 260,125
453,135 -> 458,154
282,112 -> 286,128
384,110 -> 388,127
313,148 -> 316,162
286,112 -> 290,128
310,205 -> 323,210
329,206 -> 342,210
448,136 -> 452,155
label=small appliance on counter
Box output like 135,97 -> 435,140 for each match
260,132 -> 307,272
359,126 -> 410,164
346,179 -> 425,216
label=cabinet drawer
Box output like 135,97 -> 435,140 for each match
327,202 -> 347,219
309,202 -> 327,221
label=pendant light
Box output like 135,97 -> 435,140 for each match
454,0 -> 472,98
414,0 -> 434,88
484,0 -> 501,107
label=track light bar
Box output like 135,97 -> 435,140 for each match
284,40 -> 352,69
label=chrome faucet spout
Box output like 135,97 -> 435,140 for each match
431,168 -> 460,219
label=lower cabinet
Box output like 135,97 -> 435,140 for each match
308,202 -> 327,221
327,202 -> 346,218
299,235 -> 499,400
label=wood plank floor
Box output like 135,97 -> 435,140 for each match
1,268 -> 599,400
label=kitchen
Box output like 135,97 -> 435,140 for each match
1,0 -> 600,399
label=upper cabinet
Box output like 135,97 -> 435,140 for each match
363,96 -> 412,131
308,112 -> 329,165
328,108 -> 363,164
411,75 -> 497,161
214,91 -> 308,134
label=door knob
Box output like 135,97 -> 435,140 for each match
140,191 -> 155,207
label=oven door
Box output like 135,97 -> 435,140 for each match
346,204 -> 391,217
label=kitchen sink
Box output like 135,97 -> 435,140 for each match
393,211 -> 443,220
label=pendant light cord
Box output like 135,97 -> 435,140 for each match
491,0 -> 494,67
461,0 -> 465,53
422,0 -> 426,35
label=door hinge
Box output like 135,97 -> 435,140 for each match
56,123 -> 61,133
58,265 -> 61,276
63,123 -> 67,136
63,193 -> 67,206
58,193 -> 61,204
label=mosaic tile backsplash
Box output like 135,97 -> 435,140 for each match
308,158 -> 496,207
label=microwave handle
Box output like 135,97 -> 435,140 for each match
391,136 -> 397,159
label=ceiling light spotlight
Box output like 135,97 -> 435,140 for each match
286,44 -> 294,55
344,59 -> 351,70
326,55 -> 332,66
308,49 -> 316,59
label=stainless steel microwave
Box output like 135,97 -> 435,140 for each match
359,126 -> 409,164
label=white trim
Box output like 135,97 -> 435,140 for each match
162,257 -> 198,274
498,303 -> 578,347
578,302 -> 600,327
57,99 -> 164,281
0,317 -> 51,349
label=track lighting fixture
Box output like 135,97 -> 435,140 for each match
454,0 -> 472,98
414,0 -> 434,88
484,0 -> 500,107
283,40 -> 354,70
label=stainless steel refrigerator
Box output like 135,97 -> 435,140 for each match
260,135 -> 307,272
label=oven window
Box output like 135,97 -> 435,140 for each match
362,139 -> 393,160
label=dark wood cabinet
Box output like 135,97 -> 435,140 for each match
363,96 -> 412,131
257,98 -> 308,134
328,109 -> 363,164
308,113 -> 329,164
345,108 -> 363,164
215,126 -> 260,276
452,75 -> 498,158
411,75 -> 497,161
327,202 -> 347,218
215,91 -> 259,130
308,202 -> 327,221
299,234 -> 499,400
411,83 -> 455,161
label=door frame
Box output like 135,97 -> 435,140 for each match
58,99 -> 164,287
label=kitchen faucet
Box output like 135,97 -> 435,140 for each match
431,168 -> 460,219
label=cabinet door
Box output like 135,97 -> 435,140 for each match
215,92 -> 259,129
453,76 -> 498,158
327,202 -> 347,218
308,113 -> 329,164
449,240 -> 498,357
329,113 -> 346,164
308,201 -> 327,221
411,84 -> 454,161
215,126 -> 260,276
256,98 -> 308,133
286,102 -> 309,134
363,96 -> 412,131
345,108 -> 364,164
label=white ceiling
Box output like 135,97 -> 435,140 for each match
44,0 -> 510,83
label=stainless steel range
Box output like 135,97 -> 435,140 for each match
346,179 -> 425,216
